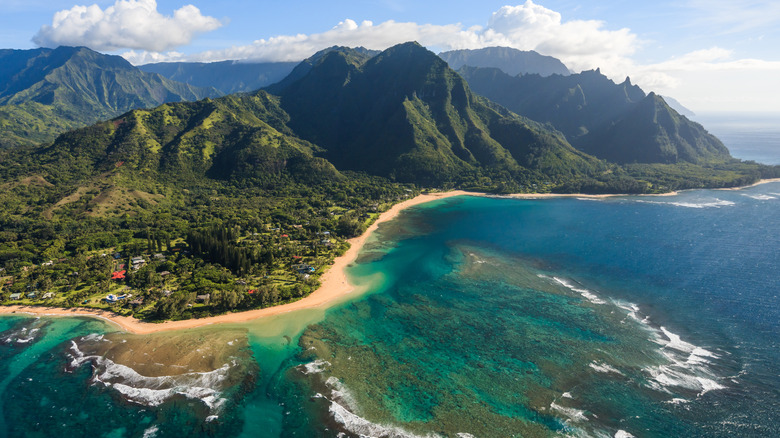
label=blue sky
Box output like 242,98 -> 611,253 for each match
2,0 -> 780,112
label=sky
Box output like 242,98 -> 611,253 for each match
2,0 -> 780,113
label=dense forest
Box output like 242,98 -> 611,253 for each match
1,42 -> 779,322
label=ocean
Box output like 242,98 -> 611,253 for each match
1,118 -> 779,437
695,112 -> 780,165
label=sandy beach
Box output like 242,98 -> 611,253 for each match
0,190 -> 473,334
716,178 -> 780,190
3,178 -> 779,334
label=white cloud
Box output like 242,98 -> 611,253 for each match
626,47 -> 780,112
114,0 -> 780,112
33,0 -> 222,52
121,0 -> 637,70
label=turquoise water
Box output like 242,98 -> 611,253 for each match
2,182 -> 780,437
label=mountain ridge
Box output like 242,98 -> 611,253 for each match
458,65 -> 730,164
138,60 -> 299,94
438,47 -> 570,77
270,42 -> 615,189
0,46 -> 222,148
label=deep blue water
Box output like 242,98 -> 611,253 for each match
2,172 -> 780,434
288,183 -> 780,437
695,112 -> 780,165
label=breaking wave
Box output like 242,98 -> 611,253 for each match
538,275 -> 607,304
67,338 -> 231,413
541,275 -> 726,400
742,194 -> 776,200
635,199 -> 735,208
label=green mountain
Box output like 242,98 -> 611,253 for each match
138,60 -> 299,94
19,92 -> 341,196
265,46 -> 380,95
0,89 -> 412,320
438,47 -> 570,77
1,42 -> 777,319
3,42 -> 617,193
270,42 -> 614,189
0,46 -> 222,148
458,66 -> 730,164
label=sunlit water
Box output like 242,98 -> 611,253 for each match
2,154 -> 780,436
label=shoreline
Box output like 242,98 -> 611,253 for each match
3,178 -> 779,334
715,177 -> 780,190
0,190 -> 472,334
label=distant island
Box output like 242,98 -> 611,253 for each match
1,42 -> 779,323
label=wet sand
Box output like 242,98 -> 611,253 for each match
0,191 -> 472,334
4,179 -> 778,334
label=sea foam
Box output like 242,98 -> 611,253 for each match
539,274 -> 727,398
589,362 -> 624,376
538,275 -> 607,304
742,194 -> 776,200
550,402 -> 588,423
642,326 -> 725,396
302,359 -> 331,375
67,341 -> 230,413
635,199 -> 735,208
322,377 -> 438,438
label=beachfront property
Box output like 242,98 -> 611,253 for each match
9,293 -> 21,300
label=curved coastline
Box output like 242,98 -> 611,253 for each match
2,178 -> 777,334
0,190 -> 473,334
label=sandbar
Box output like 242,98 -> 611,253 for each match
0,190 -> 472,334
4,179 -> 777,334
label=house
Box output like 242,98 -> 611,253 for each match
105,293 -> 131,303
111,270 -> 126,280
153,253 -> 166,261
162,290 -> 173,297
9,293 -> 22,300
130,297 -> 144,307
159,271 -> 171,277
27,292 -> 37,299
196,294 -> 210,303
293,264 -> 316,274
42,292 -> 54,299
131,257 -> 146,270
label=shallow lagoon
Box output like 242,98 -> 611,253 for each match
2,182 -> 780,437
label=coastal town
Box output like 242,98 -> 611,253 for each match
0,218 -> 352,321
